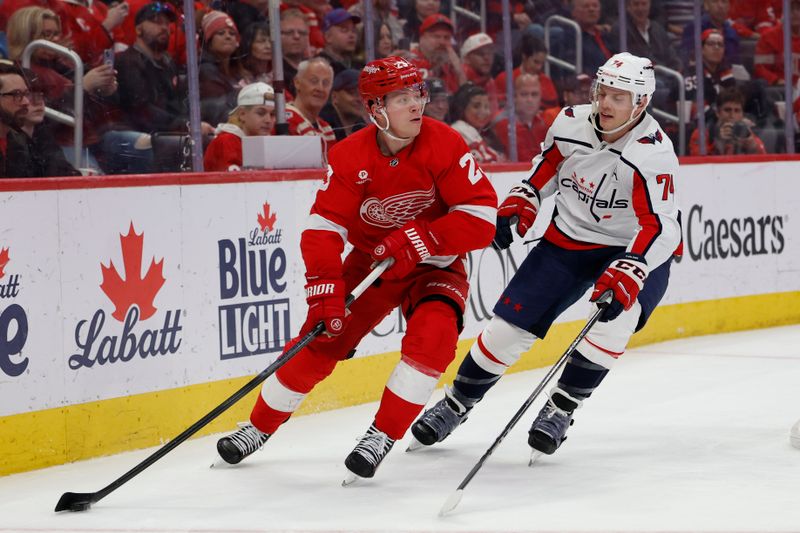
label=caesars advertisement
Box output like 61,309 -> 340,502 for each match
1,161 -> 798,418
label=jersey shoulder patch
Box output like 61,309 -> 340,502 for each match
636,129 -> 664,145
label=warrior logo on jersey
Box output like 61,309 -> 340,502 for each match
360,185 -> 436,228
637,130 -> 663,144
564,107 -> 575,117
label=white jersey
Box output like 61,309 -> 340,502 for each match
528,104 -> 681,269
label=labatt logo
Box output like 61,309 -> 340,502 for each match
0,247 -> 29,377
218,201 -> 290,359
69,223 -> 183,370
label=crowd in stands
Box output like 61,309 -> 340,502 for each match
0,0 -> 798,177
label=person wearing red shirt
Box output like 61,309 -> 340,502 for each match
493,73 -> 548,162
408,14 -> 466,93
494,33 -> 558,110
754,0 -> 800,86
286,57 -> 337,156
216,56 -> 497,482
689,87 -> 767,155
204,82 -> 275,172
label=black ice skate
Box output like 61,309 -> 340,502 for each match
216,423 -> 270,465
409,386 -> 470,450
528,387 -> 582,464
342,423 -> 395,484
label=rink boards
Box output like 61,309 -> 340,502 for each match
1,157 -> 799,475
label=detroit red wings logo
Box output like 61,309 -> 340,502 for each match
360,185 -> 436,228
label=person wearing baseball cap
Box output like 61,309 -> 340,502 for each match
319,68 -> 367,141
423,77 -> 450,122
460,32 -> 499,114
204,82 -> 276,172
408,13 -> 466,92
319,8 -> 364,76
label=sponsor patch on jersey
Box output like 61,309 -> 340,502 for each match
359,185 -> 436,228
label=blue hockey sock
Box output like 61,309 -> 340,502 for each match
557,350 -> 609,400
450,351 -> 502,409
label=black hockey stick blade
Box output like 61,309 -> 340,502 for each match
54,260 -> 392,513
438,291 -> 612,516
54,492 -> 96,512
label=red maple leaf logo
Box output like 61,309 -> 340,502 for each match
257,202 -> 277,232
0,247 -> 9,279
100,223 -> 166,322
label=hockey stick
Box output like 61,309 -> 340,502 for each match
55,259 -> 392,513
439,290 -> 612,516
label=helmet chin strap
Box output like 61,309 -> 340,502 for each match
370,105 -> 426,143
591,92 -> 647,135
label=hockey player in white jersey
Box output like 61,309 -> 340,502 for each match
411,52 -> 682,457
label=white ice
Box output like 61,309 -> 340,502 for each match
2,325 -> 800,532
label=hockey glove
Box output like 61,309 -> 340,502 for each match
492,181 -> 541,250
591,253 -> 649,322
372,220 -> 441,280
305,278 -> 347,339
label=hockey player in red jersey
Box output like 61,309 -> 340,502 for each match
216,56 -> 498,480
412,52 -> 682,460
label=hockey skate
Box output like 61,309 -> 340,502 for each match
527,388 -> 582,466
342,423 -> 395,485
215,422 -> 270,465
409,386 -> 470,450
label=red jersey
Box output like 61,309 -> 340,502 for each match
204,124 -> 244,171
286,103 -> 337,155
60,0 -> 114,67
494,68 -> 559,110
493,113 -> 548,164
301,117 -> 498,280
754,23 -> 800,85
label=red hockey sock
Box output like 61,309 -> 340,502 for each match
374,387 -> 426,440
250,392 -> 292,435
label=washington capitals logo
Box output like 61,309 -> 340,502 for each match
564,106 -> 575,117
637,130 -> 663,144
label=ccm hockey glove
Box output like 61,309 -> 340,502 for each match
493,181 -> 541,250
372,220 -> 441,280
591,253 -> 649,322
305,278 -> 346,339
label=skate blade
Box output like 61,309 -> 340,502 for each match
342,471 -> 361,486
528,450 -> 544,467
406,437 -> 425,452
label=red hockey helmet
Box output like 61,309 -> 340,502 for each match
359,56 -> 426,111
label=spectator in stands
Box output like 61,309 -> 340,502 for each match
567,0 -> 615,76
319,8 -> 363,76
281,8 -> 311,96
319,68 -> 367,141
286,57 -> 336,153
114,0 -> 187,66
281,0 -> 325,51
492,72 -> 547,162
495,34 -> 558,110
226,0 -> 268,37
6,71 -> 79,176
349,0 -> 404,47
409,14 -> 467,92
542,72 -> 593,125
423,77 -> 449,122
659,0 -> 695,39
680,0 -> 741,66
370,20 -> 396,59
731,0 -> 781,34
0,62 -> 32,176
401,0 -> 442,46
690,87 -> 766,155
233,22 -> 273,86
204,81 -> 275,172
684,29 -> 736,120
460,33 -> 500,114
612,0 -> 681,71
199,10 -> 241,126
449,83 -> 503,163
116,3 -> 204,135
59,0 -> 129,67
754,0 -> 800,86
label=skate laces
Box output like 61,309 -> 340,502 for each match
227,423 -> 269,456
352,424 -> 395,467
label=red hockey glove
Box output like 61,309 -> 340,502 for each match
492,182 -> 541,250
371,220 -> 441,280
305,278 -> 346,339
591,253 -> 649,322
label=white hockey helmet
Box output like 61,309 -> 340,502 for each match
591,52 -> 656,134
